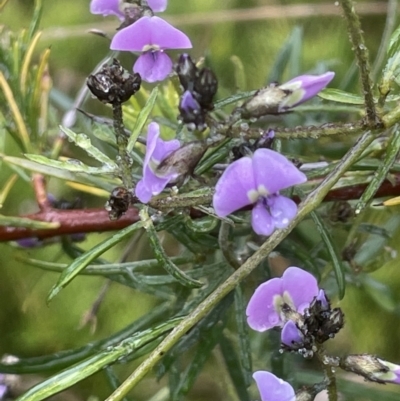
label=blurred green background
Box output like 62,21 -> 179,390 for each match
2,0 -> 400,400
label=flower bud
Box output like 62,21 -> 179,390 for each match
87,58 -> 141,104
193,67 -> 218,109
176,53 -> 197,92
241,72 -> 334,118
340,354 -> 400,384
156,141 -> 207,186
178,91 -> 206,131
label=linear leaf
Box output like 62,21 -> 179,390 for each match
0,214 -> 59,229
318,88 -> 365,104
310,210 -> 346,298
356,128 -> 400,213
0,303 -> 170,374
219,335 -> 251,401
140,209 -> 202,288
25,154 -> 114,174
16,317 -> 183,401
127,86 -> 158,152
60,126 -> 117,167
47,220 -> 144,302
2,155 -> 117,190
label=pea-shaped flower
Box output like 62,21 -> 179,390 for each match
135,122 -> 180,203
90,0 -> 168,18
253,371 -> 295,401
246,267 -> 319,332
213,148 -> 307,236
111,16 -> 192,82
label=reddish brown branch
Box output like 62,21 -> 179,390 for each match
2,176 -> 400,243
0,208 -> 139,242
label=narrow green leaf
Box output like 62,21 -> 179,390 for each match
219,335 -> 251,401
310,210 -> 346,298
16,317 -> 183,401
318,88 -> 365,104
127,86 -> 158,152
140,209 -> 202,288
195,138 -> 231,175
230,55 -> 246,91
0,303 -> 170,374
381,24 -> 400,95
0,214 -> 59,229
60,126 -> 117,168
19,254 -> 198,276
268,27 -> 300,83
288,26 -> 303,79
25,154 -> 114,174
47,220 -> 144,302
356,128 -> 400,213
213,91 -> 256,110
387,23 -> 400,59
361,275 -> 397,312
234,286 -> 252,387
172,322 -> 224,400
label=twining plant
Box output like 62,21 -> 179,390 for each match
2,0 -> 400,400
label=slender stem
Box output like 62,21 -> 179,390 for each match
104,131 -> 375,401
218,221 -> 240,269
32,173 -> 51,211
317,349 -> 338,401
113,103 -> 133,189
339,0 -> 380,126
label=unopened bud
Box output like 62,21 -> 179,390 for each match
340,354 -> 400,384
156,141 -> 207,186
176,53 -> 197,92
194,67 -> 218,109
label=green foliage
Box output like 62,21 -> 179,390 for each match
3,1 -> 400,401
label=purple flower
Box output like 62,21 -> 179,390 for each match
111,16 -> 192,82
278,72 -> 335,111
374,359 -> 400,384
213,148 -> 307,236
90,0 -> 124,19
253,371 -> 295,401
281,320 -> 304,348
246,267 -> 319,332
148,0 -> 168,12
135,122 -> 180,203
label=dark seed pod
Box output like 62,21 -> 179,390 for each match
105,186 -> 133,220
193,68 -> 218,109
87,58 -> 141,105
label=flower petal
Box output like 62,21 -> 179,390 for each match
135,122 -> 181,203
279,72 -> 335,109
246,277 -> 283,331
281,320 -> 304,347
251,202 -> 275,236
253,371 -> 295,401
269,195 -> 298,229
111,16 -> 192,52
148,0 -> 168,12
282,267 -> 319,313
90,0 -> 124,18
213,157 -> 256,217
134,51 -> 173,82
252,148 -> 307,194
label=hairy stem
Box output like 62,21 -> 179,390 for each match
113,103 -> 133,189
339,0 -> 380,127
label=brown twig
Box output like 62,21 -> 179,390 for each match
2,174 -> 400,243
0,207 -> 140,242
